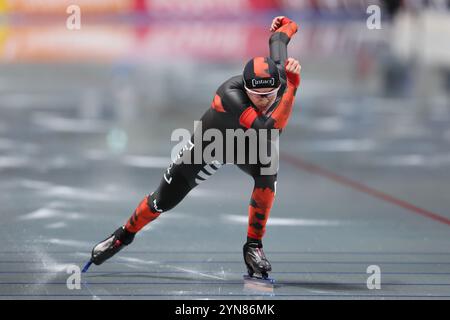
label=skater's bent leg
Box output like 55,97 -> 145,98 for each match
125,172 -> 193,233
247,174 -> 277,242
89,174 -> 192,267
87,138 -> 216,268
241,174 -> 276,277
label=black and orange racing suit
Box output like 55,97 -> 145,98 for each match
125,18 -> 299,242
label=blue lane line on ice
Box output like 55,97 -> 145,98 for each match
2,282 -> 450,286
3,251 -> 450,255
2,261 -> 450,265
1,271 -> 450,275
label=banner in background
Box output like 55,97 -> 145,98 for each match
0,0 -> 135,14
0,0 -> 395,15
0,23 -> 378,63
0,0 -> 280,15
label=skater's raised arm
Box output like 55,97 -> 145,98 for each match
260,16 -> 300,130
269,16 -> 298,68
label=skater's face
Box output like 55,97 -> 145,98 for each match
245,86 -> 280,114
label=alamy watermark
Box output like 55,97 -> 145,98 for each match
367,5 -> 382,30
366,265 -> 381,290
66,5 -> 81,30
66,265 -> 81,290
169,121 -> 280,176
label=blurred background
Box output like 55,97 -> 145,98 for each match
1,0 -> 450,299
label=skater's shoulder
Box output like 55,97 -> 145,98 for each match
216,75 -> 250,112
217,75 -> 246,93
221,75 -> 244,88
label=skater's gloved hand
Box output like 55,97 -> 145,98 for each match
269,16 -> 298,34
285,58 -> 301,88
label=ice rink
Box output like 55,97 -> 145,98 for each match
1,2 -> 450,300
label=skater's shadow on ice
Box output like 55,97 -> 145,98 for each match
86,273 -> 215,282
275,280 -> 367,292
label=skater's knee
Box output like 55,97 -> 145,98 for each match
253,174 -> 277,191
151,172 -> 194,212
148,192 -> 170,213
249,175 -> 277,211
149,187 -> 186,213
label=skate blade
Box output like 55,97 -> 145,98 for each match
82,260 -> 92,273
243,275 -> 275,295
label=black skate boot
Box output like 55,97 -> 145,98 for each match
243,240 -> 272,280
82,226 -> 135,272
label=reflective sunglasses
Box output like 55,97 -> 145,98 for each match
244,85 -> 280,99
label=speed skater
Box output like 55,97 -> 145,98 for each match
84,16 -> 301,280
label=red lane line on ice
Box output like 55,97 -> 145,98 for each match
281,152 -> 450,227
